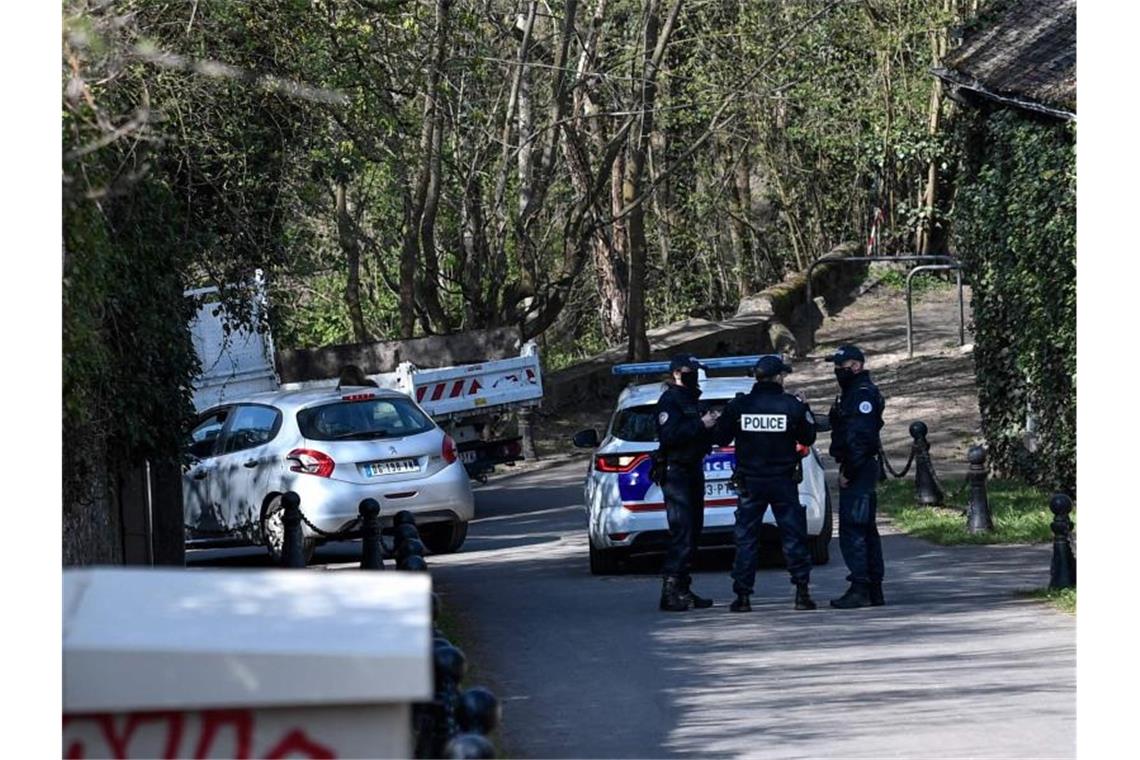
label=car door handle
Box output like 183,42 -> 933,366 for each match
192,469 -> 209,480
243,460 -> 259,469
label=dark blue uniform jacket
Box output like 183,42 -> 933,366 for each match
655,383 -> 714,467
828,372 -> 885,479
714,381 -> 816,479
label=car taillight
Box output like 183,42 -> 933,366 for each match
442,435 -> 458,464
595,453 -> 650,473
796,444 -> 810,458
287,448 -> 336,477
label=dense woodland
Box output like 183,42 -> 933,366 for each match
66,1 -> 1078,561
64,0 -> 973,366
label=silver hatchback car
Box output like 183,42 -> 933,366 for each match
183,386 -> 475,563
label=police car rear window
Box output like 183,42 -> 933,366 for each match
611,401 -> 729,442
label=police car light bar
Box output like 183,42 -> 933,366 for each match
611,355 -> 781,376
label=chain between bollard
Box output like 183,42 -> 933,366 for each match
295,507 -> 362,541
878,446 -> 915,479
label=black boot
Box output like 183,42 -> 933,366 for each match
679,575 -> 714,609
830,582 -> 872,609
794,582 -> 817,611
869,581 -> 885,606
659,576 -> 691,612
729,593 -> 752,613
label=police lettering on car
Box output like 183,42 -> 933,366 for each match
713,355 -> 819,612
654,354 -> 720,612
825,344 -> 888,608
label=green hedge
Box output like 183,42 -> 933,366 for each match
953,108 -> 1075,493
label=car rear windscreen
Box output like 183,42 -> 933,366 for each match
611,400 -> 729,442
298,398 -> 434,441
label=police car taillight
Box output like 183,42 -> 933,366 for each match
595,453 -> 649,473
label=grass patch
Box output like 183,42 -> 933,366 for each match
877,268 -> 953,295
877,477 -> 1069,544
1022,587 -> 1076,615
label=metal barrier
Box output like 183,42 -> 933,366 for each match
906,264 -> 964,357
804,255 -> 965,357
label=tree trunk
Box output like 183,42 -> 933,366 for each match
335,180 -> 369,343
625,0 -> 682,361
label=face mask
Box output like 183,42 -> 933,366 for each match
680,371 -> 700,391
835,367 -> 857,388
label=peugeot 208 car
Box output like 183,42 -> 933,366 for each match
574,358 -> 831,575
183,386 -> 474,563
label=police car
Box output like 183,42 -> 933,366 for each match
573,356 -> 832,574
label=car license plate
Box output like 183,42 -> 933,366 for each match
364,458 -> 419,477
705,480 -> 737,499
459,450 -> 478,464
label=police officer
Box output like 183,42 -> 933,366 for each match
656,354 -> 720,612
826,344 -> 887,609
714,355 -> 818,612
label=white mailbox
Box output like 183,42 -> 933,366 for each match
63,568 -> 432,759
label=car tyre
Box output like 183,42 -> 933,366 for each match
589,540 -> 625,575
420,520 -> 469,554
809,488 -> 833,565
261,494 -> 317,566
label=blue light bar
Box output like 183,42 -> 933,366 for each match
611,354 -> 780,376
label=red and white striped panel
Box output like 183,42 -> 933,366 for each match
416,377 -> 483,403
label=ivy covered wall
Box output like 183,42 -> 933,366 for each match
953,107 -> 1076,493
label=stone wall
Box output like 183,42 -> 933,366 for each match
277,326 -> 523,383
542,243 -> 866,413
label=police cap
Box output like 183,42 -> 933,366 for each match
669,353 -> 704,372
753,355 -> 793,378
825,344 -> 865,364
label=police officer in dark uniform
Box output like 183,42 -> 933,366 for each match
826,344 -> 887,609
714,355 -> 818,612
655,354 -> 720,612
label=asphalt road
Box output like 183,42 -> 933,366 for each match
187,459 -> 1075,759
428,460 -> 1075,759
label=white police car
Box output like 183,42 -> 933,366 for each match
573,356 -> 832,574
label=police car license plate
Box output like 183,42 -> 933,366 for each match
705,480 -> 737,499
365,458 -> 419,477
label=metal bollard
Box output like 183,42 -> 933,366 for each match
457,687 -> 501,735
433,642 -> 469,756
394,509 -> 417,527
910,422 -> 944,506
444,733 -> 495,759
359,498 -> 384,570
281,491 -> 306,568
966,446 -> 994,533
1049,494 -> 1077,589
397,537 -> 427,568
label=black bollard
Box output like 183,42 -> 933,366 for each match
395,523 -> 420,543
394,509 -> 417,527
434,643 -> 469,756
444,733 -> 495,759
910,421 -> 945,506
1049,494 -> 1077,589
281,491 -> 306,568
397,537 -> 426,567
457,687 -> 501,735
359,498 -> 384,570
966,446 -> 994,533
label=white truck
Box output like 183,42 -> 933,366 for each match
187,276 -> 544,480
